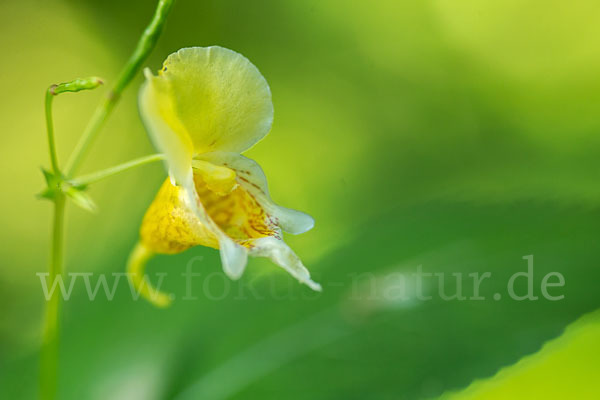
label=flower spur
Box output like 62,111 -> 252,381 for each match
128,46 -> 320,306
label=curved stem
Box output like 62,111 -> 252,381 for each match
127,241 -> 173,308
71,153 -> 165,187
45,88 -> 60,174
40,195 -> 66,400
65,0 -> 175,176
45,77 -> 104,176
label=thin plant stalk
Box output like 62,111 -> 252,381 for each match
72,153 -> 165,187
39,194 -> 65,400
39,1 -> 175,399
44,88 -> 60,174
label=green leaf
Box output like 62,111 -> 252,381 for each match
63,186 -> 97,213
439,309 -> 600,400
37,167 -> 61,201
37,167 -> 96,212
40,167 -> 55,185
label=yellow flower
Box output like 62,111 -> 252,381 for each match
128,47 -> 320,306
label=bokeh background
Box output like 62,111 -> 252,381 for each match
1,0 -> 600,398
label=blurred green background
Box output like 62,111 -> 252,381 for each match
1,0 -> 600,398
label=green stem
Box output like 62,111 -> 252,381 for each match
65,0 -> 175,176
40,195 -> 66,400
45,88 -> 60,174
72,153 -> 165,186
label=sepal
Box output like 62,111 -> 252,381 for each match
63,185 -> 97,213
37,167 -> 97,212
36,167 -> 63,201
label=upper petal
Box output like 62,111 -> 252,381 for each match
139,46 -> 273,184
161,46 -> 273,152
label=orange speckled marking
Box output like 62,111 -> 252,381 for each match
194,172 -> 276,248
140,166 -> 278,254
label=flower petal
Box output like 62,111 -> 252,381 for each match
192,159 -> 237,195
140,178 -> 219,254
181,184 -> 250,280
139,46 -> 273,184
139,69 -> 194,186
159,46 -> 273,154
196,151 -> 315,234
138,155 -> 316,288
250,237 -> 322,291
141,177 -> 250,278
219,237 -> 248,280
